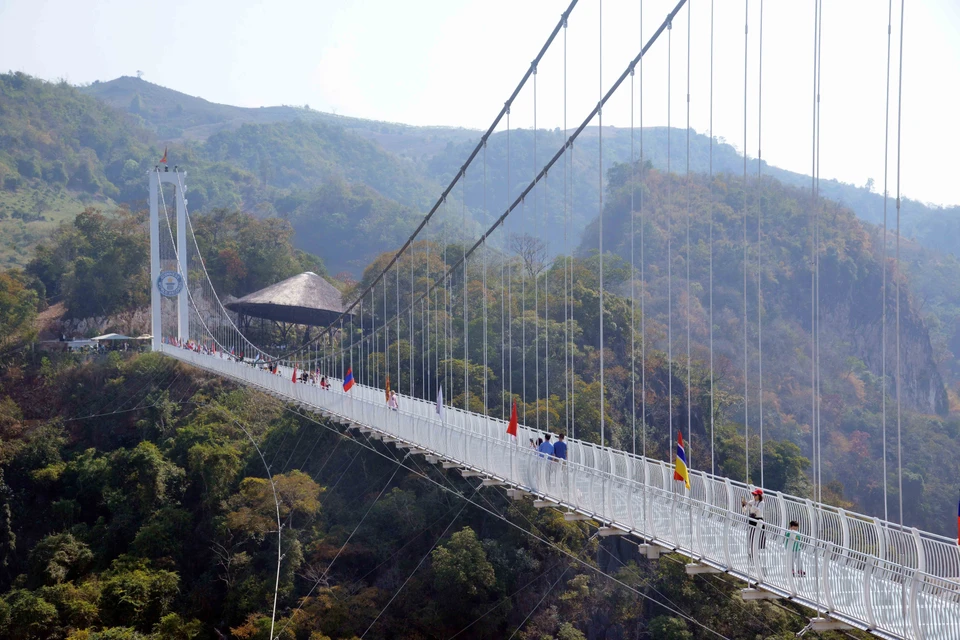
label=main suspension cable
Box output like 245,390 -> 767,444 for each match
322,1 -> 688,401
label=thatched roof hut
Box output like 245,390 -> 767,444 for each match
224,272 -> 347,327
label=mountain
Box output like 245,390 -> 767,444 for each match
82,75 -> 479,164
580,164 -> 954,527
0,72 -> 154,267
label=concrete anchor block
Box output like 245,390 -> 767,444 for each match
459,470 -> 483,478
637,544 -> 666,560
598,526 -> 629,537
740,588 -> 782,601
808,617 -> 853,632
441,462 -> 460,469
506,489 -> 530,501
533,499 -> 558,509
425,455 -> 442,464
563,512 -> 591,521
685,564 -> 722,575
480,478 -> 505,486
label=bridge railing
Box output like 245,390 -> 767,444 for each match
165,346 -> 960,640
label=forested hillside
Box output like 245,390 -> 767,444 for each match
580,164 -> 958,528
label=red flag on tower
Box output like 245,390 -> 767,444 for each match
506,399 -> 518,437
159,147 -> 168,164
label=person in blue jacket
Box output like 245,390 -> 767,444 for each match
553,433 -> 567,461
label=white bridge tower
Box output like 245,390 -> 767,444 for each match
148,169 -> 189,351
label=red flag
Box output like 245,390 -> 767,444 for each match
160,147 -> 168,164
385,374 -> 391,402
291,365 -> 298,383
506,399 -> 518,437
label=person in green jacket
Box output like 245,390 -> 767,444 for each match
785,520 -> 805,577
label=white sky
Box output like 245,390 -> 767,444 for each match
1,0 -> 958,206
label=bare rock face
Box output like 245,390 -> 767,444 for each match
829,253 -> 948,416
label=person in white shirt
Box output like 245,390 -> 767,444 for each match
388,390 -> 399,411
746,488 -> 766,558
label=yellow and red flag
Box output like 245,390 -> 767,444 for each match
673,430 -> 691,490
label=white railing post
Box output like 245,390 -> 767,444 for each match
863,554 -> 877,630
908,571 -> 924,640
912,528 -> 926,575
723,478 -> 733,569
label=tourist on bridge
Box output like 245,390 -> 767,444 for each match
388,390 -> 399,411
553,433 -> 567,461
745,488 -> 766,558
537,434 -> 554,458
320,376 -> 330,390
785,520 -> 805,577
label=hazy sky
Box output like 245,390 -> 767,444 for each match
2,0 -> 958,206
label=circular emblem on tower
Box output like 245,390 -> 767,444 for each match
157,270 -> 184,297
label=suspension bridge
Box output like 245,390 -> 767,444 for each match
146,1 -> 960,638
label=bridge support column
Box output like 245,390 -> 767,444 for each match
174,173 -> 189,343
149,172 -> 161,351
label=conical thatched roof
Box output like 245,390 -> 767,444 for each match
225,272 -> 347,326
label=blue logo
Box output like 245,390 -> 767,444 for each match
157,271 -> 184,297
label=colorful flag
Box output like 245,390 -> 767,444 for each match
673,430 -> 691,490
343,368 -> 355,392
291,365 -> 298,383
436,385 -> 444,420
385,374 -> 391,402
160,147 -> 168,164
506,398 -> 518,437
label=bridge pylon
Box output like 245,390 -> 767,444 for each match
149,168 -> 189,351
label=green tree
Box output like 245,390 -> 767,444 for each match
99,557 -> 179,631
4,589 -> 58,640
0,270 -> 38,344
27,534 -> 93,587
647,616 -> 693,640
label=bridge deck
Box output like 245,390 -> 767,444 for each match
164,346 -> 960,640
